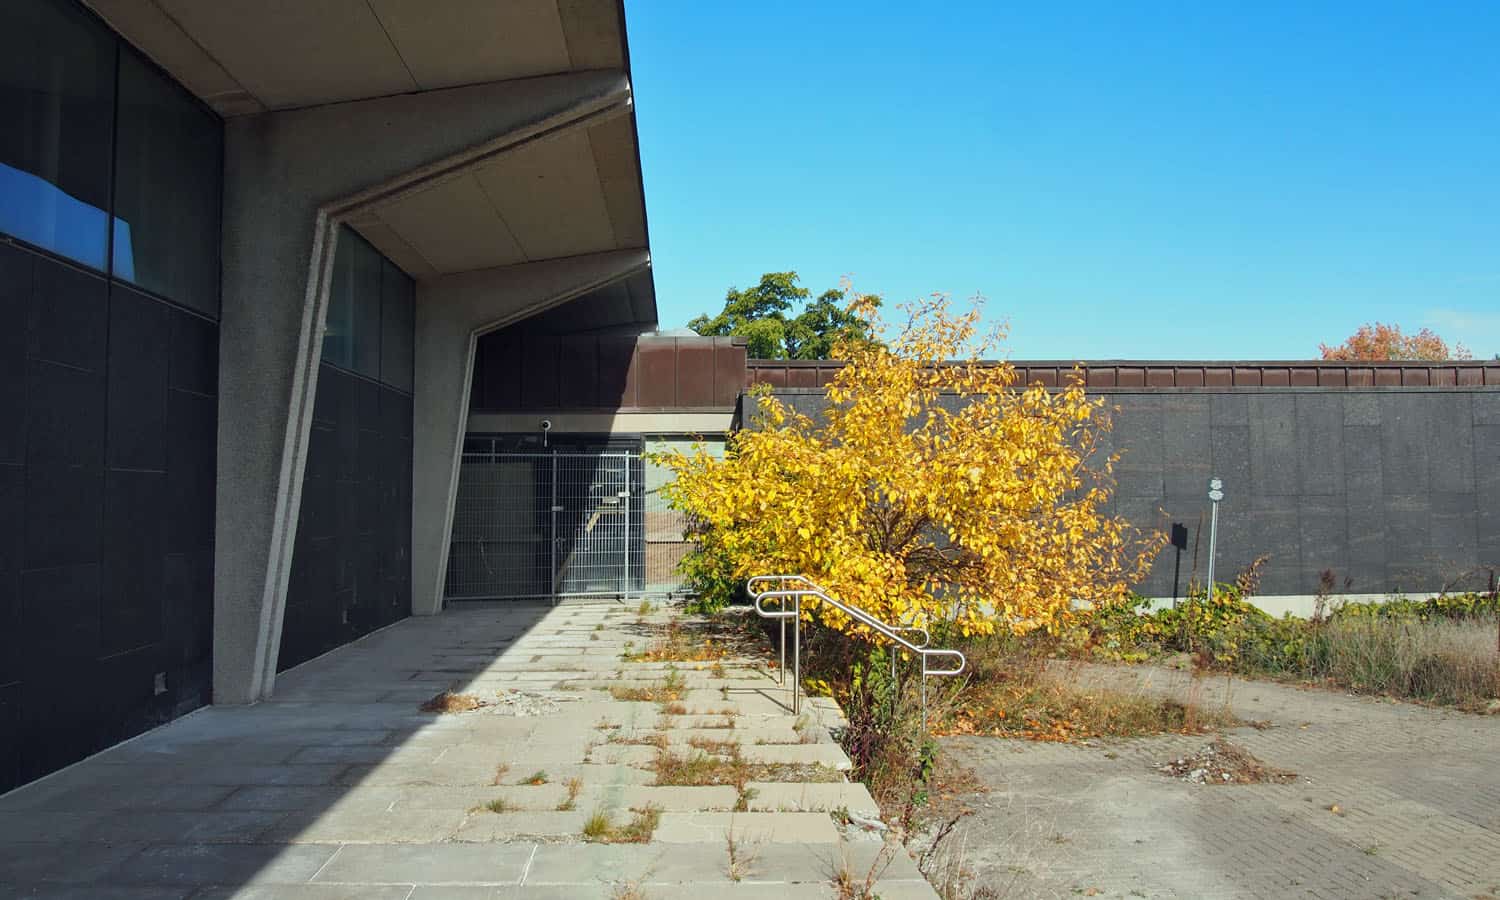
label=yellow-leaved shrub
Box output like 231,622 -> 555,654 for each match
656,292 -> 1160,638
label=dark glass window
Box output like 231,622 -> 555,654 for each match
0,0 -> 116,270
111,48 -> 222,315
323,231 -> 357,370
350,233 -> 382,378
322,226 -> 415,392
380,258 -> 414,393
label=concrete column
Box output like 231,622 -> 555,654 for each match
214,72 -> 632,704
411,251 -> 651,616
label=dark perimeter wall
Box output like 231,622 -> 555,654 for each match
280,227 -> 414,671
1,244 -> 218,793
756,361 -> 1500,598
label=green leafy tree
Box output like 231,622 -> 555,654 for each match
688,271 -> 878,359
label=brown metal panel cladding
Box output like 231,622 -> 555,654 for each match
557,336 -> 599,408
1205,367 -> 1232,387
1290,368 -> 1317,387
817,365 -> 839,386
620,339 -> 643,406
1457,367 -> 1483,386
1262,368 -> 1290,386
1086,367 -> 1116,388
1430,367 -> 1457,387
1173,367 -> 1204,387
752,366 -> 788,388
1233,368 -> 1261,386
1028,368 -> 1058,387
597,336 -> 636,408
1374,367 -> 1401,386
637,341 -> 678,407
1488,367 -> 1500,386
1401,367 -> 1430,387
1117,367 -> 1145,387
787,366 -> 819,388
713,341 -> 748,406
675,341 -> 715,407
1147,367 -> 1177,387
1347,368 -> 1374,387
1317,368 -> 1347,388
520,335 -> 560,408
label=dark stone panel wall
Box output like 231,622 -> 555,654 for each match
280,364 -> 412,671
768,386 -> 1500,598
1108,391 -> 1500,597
0,243 -> 217,794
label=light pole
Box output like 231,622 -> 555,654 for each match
1205,478 -> 1224,600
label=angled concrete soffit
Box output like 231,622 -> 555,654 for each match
215,70 -> 636,703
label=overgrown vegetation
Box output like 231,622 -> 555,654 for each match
581,804 -> 663,844
939,640 -> 1237,741
1083,573 -> 1500,711
609,669 -> 687,703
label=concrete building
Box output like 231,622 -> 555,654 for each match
1,0 -> 657,793
4,0 -> 1498,800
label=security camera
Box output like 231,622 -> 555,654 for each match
540,419 -> 553,432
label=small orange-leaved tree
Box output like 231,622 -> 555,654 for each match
656,291 -> 1159,638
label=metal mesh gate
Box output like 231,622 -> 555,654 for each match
445,445 -> 645,601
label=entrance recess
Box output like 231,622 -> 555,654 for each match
445,439 -> 645,601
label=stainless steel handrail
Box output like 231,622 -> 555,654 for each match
747,574 -> 966,729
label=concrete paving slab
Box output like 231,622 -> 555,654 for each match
109,844 -> 338,886
0,605 -> 932,899
653,812 -> 841,844
311,842 -> 533,885
744,782 -> 879,814
195,885 -> 416,899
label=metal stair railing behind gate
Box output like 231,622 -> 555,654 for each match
746,574 -> 965,729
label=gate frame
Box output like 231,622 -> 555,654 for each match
445,435 -> 645,603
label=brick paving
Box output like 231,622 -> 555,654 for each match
935,664 -> 1500,899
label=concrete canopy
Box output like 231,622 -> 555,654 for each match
83,1 -> 658,703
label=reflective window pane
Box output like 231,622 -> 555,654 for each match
323,231 -> 355,370
112,48 -> 221,315
350,233 -> 381,379
0,0 -> 115,270
322,226 -> 383,379
380,258 -> 414,393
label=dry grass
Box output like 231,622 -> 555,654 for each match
609,669 -> 687,703
479,797 -> 513,814
419,690 -> 485,713
651,746 -> 843,791
557,776 -> 584,811
609,732 -> 669,749
1294,615 -> 1500,710
940,652 -> 1237,742
725,824 -> 761,881
582,804 -> 663,843
490,763 -> 510,786
686,736 -> 739,756
623,619 -> 742,663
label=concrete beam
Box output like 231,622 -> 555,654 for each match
411,250 -> 651,617
214,71 -> 632,704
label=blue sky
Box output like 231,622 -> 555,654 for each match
624,1 -> 1500,360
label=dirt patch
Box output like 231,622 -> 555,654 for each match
419,690 -> 486,713
1157,739 -> 1297,785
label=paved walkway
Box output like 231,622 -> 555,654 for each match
0,602 -> 936,899
935,663 -> 1500,900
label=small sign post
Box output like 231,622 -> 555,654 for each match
1205,478 -> 1224,600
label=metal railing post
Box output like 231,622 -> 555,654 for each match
779,618 -> 786,686
792,595 -> 801,715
